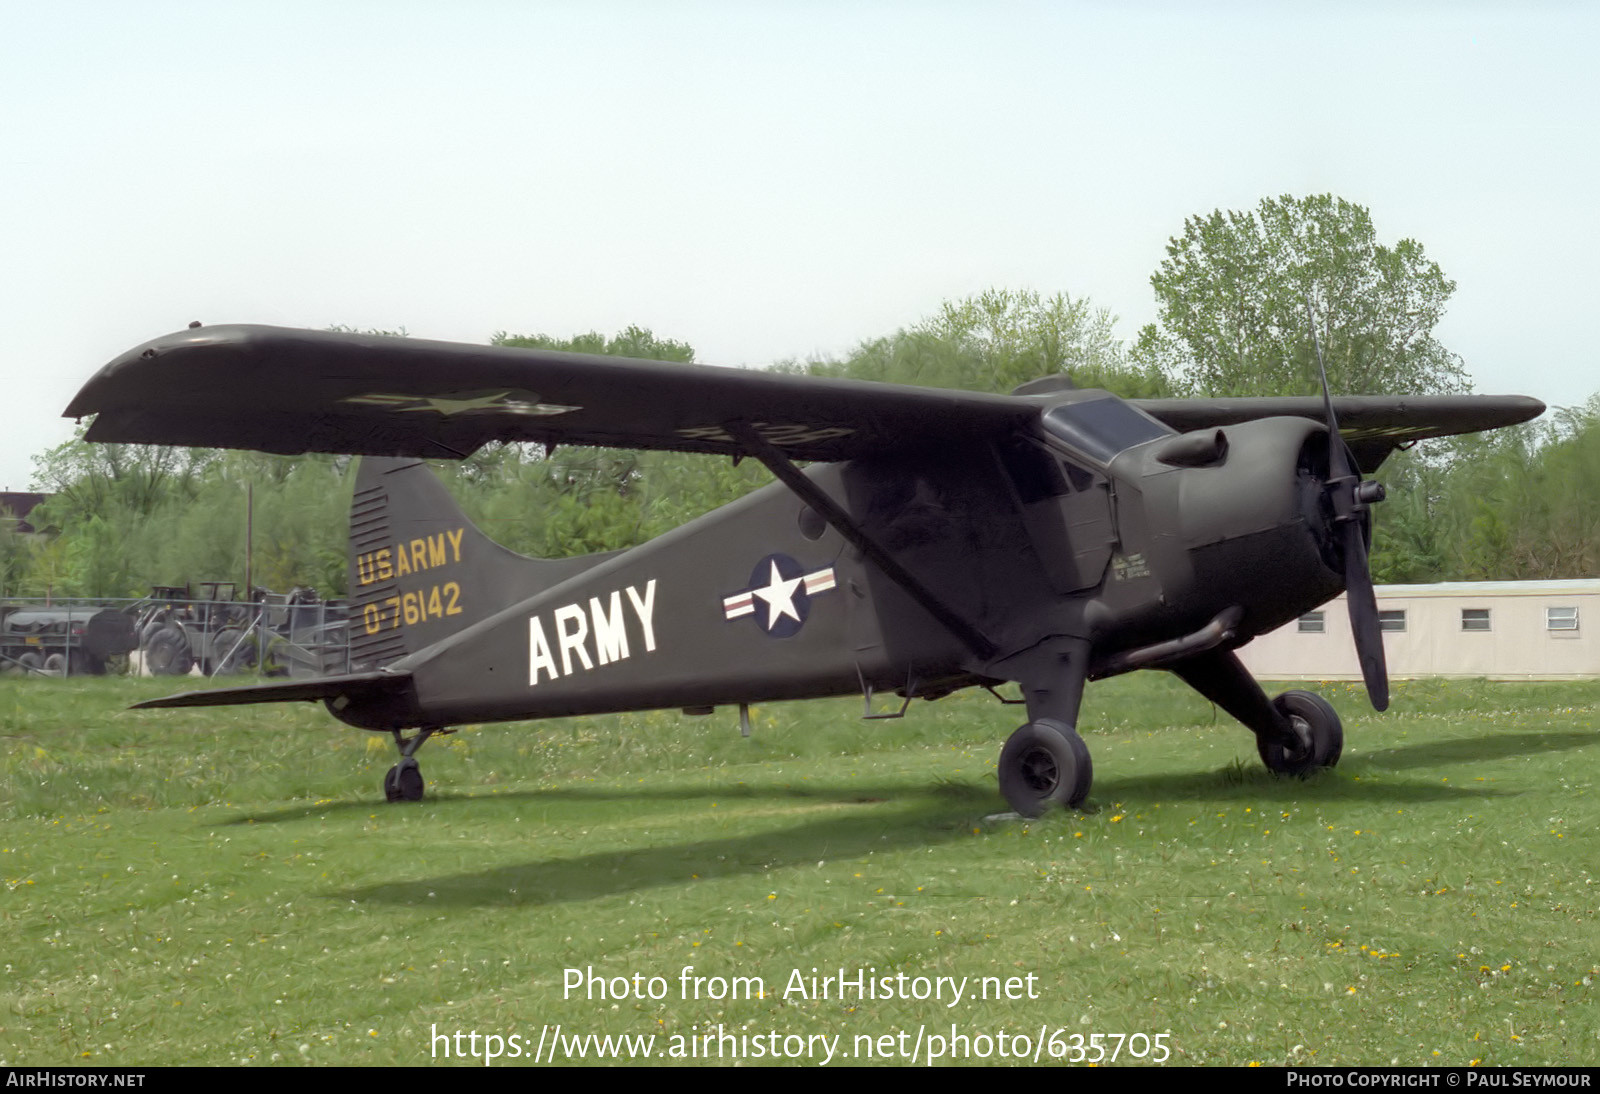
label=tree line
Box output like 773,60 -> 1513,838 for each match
4,195 -> 1594,602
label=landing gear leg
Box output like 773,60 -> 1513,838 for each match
1170,650 -> 1340,777
996,637 -> 1093,816
384,727 -> 438,803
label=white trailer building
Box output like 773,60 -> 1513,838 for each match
1236,580 -> 1600,682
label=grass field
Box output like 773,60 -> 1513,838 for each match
2,673 -> 1597,1067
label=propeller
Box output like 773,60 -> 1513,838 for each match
1307,305 -> 1390,711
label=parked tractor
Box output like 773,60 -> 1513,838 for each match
134,583 -> 347,677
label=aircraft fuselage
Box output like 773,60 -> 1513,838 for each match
333,408 -> 1347,733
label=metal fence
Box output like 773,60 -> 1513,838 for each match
0,594 -> 351,679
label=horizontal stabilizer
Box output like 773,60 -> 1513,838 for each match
131,670 -> 412,710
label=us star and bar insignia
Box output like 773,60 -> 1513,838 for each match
722,554 -> 837,637
342,390 -> 580,417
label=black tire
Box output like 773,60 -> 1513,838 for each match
1259,690 -> 1343,777
259,636 -> 291,678
998,719 -> 1093,816
42,653 -> 66,676
384,759 -> 424,803
210,628 -> 257,675
17,651 -> 43,675
144,625 -> 193,676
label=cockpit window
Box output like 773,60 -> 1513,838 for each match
1042,398 -> 1174,465
998,439 -> 1067,503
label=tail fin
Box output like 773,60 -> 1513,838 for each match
346,457 -> 615,670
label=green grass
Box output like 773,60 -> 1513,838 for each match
2,674 -> 1598,1066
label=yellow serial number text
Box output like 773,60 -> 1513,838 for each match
361,583 -> 463,634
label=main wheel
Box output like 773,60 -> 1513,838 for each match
383,758 -> 425,803
1259,690 -> 1343,777
998,719 -> 1093,816
143,625 -> 193,676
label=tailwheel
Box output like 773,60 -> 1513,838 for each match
998,719 -> 1093,816
1258,690 -> 1343,777
384,757 -> 425,803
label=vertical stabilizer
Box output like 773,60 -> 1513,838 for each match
346,457 -> 616,670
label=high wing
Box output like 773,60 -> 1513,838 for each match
66,325 -> 1545,464
1132,395 -> 1546,472
65,325 -> 1036,463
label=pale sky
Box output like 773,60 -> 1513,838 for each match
4,2 -> 1595,490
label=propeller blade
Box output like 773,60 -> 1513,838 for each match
1306,302 -> 1356,481
1340,516 -> 1390,711
1306,299 -> 1388,710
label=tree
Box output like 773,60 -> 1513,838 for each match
1528,397 -> 1600,577
1134,194 -> 1467,397
473,326 -> 771,556
488,325 -> 698,516
0,518 -> 31,599
1430,396 -> 1600,580
810,288 -> 1169,398
491,325 -> 694,364
1367,448 -> 1447,585
30,424 -> 217,523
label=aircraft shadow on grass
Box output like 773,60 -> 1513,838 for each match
328,753 -> 1527,910
224,778 -> 987,826
1345,729 -> 1599,772
1096,768 -> 1513,806
205,730 -> 1582,910
227,723 -> 1589,829
331,791 -> 991,909
1094,728 -> 1598,805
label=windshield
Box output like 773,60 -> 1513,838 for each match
1042,398 -> 1174,465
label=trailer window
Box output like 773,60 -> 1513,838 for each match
1461,608 -> 1491,632
1546,606 -> 1579,632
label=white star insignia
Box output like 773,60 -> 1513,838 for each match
750,561 -> 803,631
413,393 -> 515,414
341,391 -> 579,417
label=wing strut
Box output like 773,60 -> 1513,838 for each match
724,420 -> 997,660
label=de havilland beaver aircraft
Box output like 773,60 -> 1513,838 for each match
65,325 -> 1543,814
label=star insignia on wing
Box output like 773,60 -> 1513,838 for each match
342,390 -> 580,417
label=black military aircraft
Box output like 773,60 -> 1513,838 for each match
65,325 -> 1543,813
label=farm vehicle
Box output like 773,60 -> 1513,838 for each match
134,583 -> 348,678
0,603 -> 139,676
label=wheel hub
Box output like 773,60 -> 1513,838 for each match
1019,746 -> 1061,794
1285,714 -> 1313,762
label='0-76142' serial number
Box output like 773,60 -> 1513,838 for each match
361,583 -> 463,634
